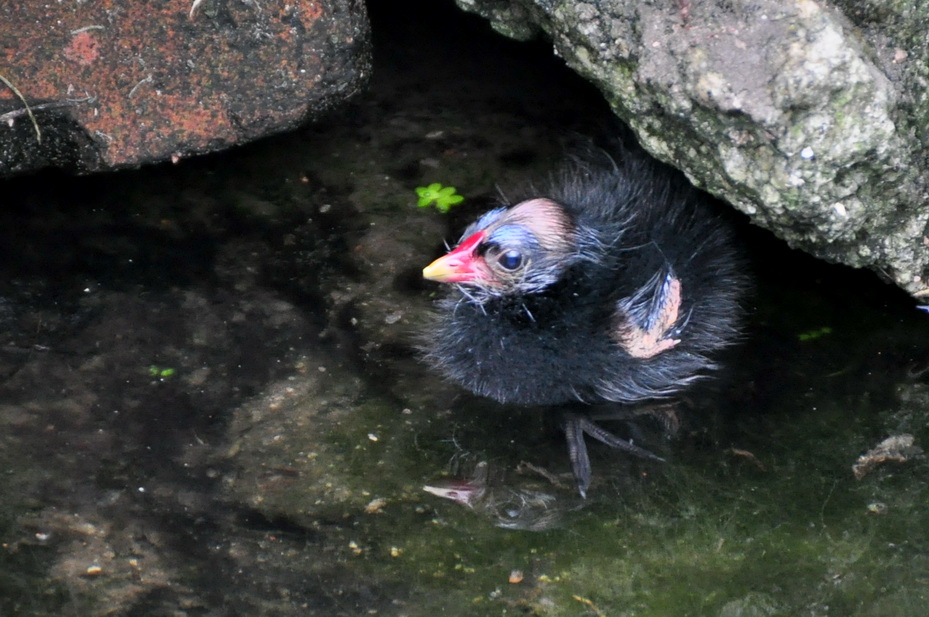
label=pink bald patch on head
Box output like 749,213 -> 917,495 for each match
502,198 -> 577,255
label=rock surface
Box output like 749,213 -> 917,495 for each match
0,0 -> 370,175
456,0 -> 929,301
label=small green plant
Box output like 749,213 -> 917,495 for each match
797,326 -> 832,342
148,365 -> 176,378
416,183 -> 464,213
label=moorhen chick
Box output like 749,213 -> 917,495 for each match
421,147 -> 746,497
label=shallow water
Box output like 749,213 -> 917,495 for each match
2,2 -> 928,616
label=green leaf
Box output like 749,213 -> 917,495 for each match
797,326 -> 832,342
148,365 -> 176,378
415,183 -> 464,212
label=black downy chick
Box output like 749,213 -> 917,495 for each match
421,148 -> 746,497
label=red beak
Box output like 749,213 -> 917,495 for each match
422,231 -> 485,283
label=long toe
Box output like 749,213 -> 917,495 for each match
563,412 -> 666,498
564,415 -> 593,498
578,415 -> 666,462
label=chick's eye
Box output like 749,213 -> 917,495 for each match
497,249 -> 523,271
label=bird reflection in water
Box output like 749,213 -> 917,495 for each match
424,459 -> 572,531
